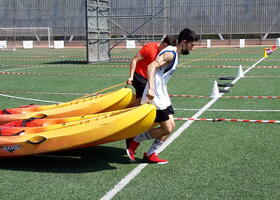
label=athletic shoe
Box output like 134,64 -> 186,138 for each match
125,138 -> 133,149
142,152 -> 168,164
126,140 -> 140,161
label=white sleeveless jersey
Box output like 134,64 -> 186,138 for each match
141,46 -> 178,110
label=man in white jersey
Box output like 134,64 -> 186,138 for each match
126,28 -> 198,164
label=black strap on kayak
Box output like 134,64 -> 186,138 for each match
2,109 -> 12,114
0,129 -> 25,136
18,104 -> 34,108
1,104 -> 35,115
21,115 -> 47,127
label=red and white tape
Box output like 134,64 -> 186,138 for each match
0,65 -> 128,68
170,94 -> 280,99
174,117 -> 280,124
5,52 -> 83,55
223,96 -> 280,99
4,91 -> 277,99
264,59 -> 280,61
180,58 -> 259,61
0,58 -> 73,62
6,64 -> 280,69
178,65 -> 240,68
255,66 -> 280,68
171,65 -> 280,69
0,72 -> 126,77
0,55 -> 83,58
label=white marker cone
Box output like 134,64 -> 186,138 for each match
210,80 -> 221,98
236,65 -> 244,78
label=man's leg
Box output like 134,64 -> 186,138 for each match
127,115 -> 175,162
144,115 -> 174,150
149,115 -> 175,140
126,74 -> 147,147
133,97 -> 141,107
142,116 -> 175,164
125,79 -> 145,148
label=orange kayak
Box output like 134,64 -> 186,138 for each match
0,108 -> 134,136
0,88 -> 134,125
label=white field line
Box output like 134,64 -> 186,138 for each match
0,66 -> 43,72
174,108 -> 280,112
0,66 -> 61,103
100,56 -> 266,200
0,93 -> 61,103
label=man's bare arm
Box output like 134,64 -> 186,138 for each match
146,52 -> 174,100
127,53 -> 144,84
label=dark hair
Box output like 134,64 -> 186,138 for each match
178,28 -> 198,43
162,35 -> 177,46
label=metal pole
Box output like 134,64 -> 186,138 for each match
152,0 -> 154,41
64,0 -> 67,41
85,0 -> 89,63
97,0 -> 100,61
48,27 -> 51,48
163,0 -> 167,36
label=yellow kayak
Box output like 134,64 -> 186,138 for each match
0,104 -> 156,158
0,88 -> 134,125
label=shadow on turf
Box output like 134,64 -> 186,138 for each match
0,145 -> 132,173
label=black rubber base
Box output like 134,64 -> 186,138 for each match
219,89 -> 230,93
219,77 -> 235,80
218,83 -> 234,87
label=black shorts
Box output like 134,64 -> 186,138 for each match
132,72 -> 147,98
155,105 -> 175,123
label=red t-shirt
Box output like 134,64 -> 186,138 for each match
135,42 -> 159,79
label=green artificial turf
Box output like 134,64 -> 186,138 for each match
0,47 -> 279,200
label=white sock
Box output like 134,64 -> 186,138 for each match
146,139 -> 164,156
133,131 -> 152,143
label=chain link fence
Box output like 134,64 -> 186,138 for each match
0,0 -> 279,44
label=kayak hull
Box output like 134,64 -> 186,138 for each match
0,104 -> 156,158
0,88 -> 133,125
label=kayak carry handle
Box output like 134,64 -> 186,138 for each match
26,136 -> 47,145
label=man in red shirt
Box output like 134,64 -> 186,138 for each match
127,36 -> 177,106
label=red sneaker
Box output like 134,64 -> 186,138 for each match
126,140 -> 140,161
143,153 -> 168,164
125,138 -> 133,149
